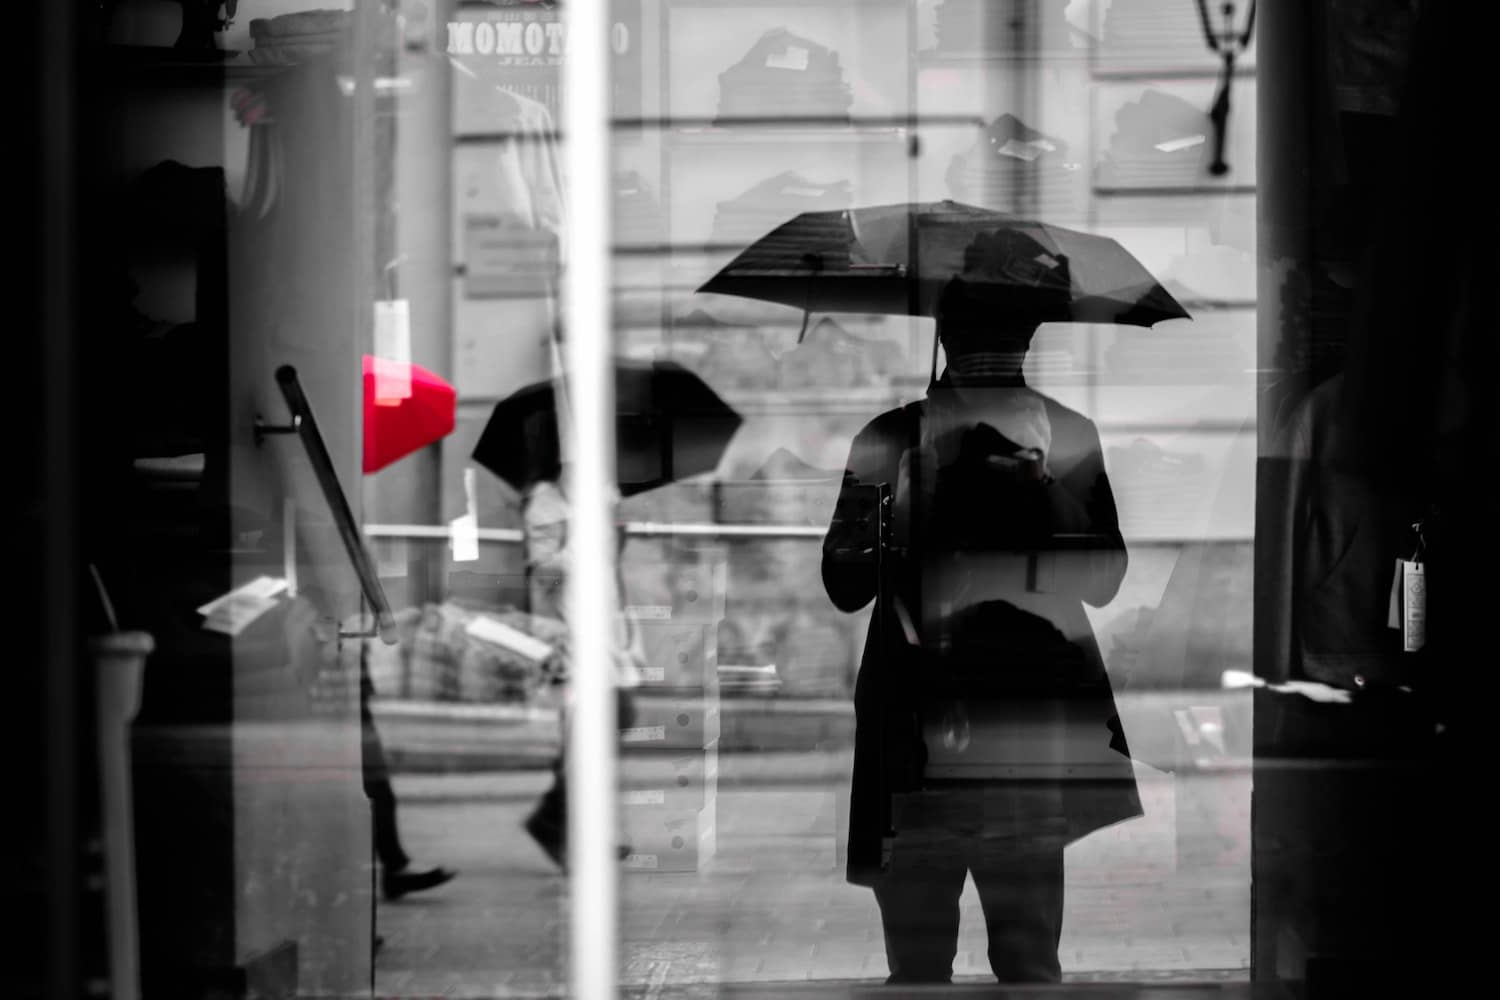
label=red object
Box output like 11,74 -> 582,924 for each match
362,355 -> 457,474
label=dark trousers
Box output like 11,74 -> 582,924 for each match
531,687 -> 637,831
362,679 -> 410,873
874,792 -> 1065,984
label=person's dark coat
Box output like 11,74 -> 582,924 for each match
823,376 -> 1142,887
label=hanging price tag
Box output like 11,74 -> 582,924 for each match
1401,560 -> 1426,652
450,467 -> 480,562
373,299 -> 413,403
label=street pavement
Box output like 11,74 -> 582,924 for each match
373,753 -> 1250,999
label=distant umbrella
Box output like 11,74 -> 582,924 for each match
471,358 -> 743,498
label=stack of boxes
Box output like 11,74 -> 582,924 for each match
620,545 -> 727,873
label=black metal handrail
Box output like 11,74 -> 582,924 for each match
258,365 -> 398,645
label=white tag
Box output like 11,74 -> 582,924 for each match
373,299 -> 412,403
626,605 -> 672,621
283,499 -> 298,599
1401,560 -> 1426,651
201,593 -> 279,636
450,467 -> 480,562
1155,134 -> 1207,153
624,853 -> 659,869
640,666 -> 666,683
197,576 -> 288,616
623,790 -> 666,806
465,615 -> 553,663
765,45 -> 809,71
621,725 -> 666,743
450,514 -> 479,562
1034,253 -> 1060,269
782,185 -> 831,198
997,138 -> 1044,161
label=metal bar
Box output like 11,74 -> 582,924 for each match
562,0 -> 617,994
270,366 -> 399,645
361,522 -> 1251,546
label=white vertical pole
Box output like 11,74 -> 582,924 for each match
562,1 -> 617,998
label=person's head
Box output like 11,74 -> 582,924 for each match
935,278 -> 1041,380
933,229 -> 1070,380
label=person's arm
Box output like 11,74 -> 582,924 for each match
822,417 -> 901,613
1035,422 -> 1128,608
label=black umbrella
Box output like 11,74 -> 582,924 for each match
699,199 -> 1188,334
471,359 -> 743,498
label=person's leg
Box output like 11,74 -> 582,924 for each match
970,839 -> 1065,983
362,691 -> 412,873
872,796 -> 970,984
363,674 -> 455,898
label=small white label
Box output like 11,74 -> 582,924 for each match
640,666 -> 666,683
623,790 -> 666,806
997,138 -> 1044,161
1155,134 -> 1207,153
466,615 -> 553,663
450,513 -> 480,562
782,185 -> 832,198
621,725 -> 667,743
1402,560 -> 1426,651
201,593 -> 279,636
765,45 -> 809,70
626,605 -> 672,621
197,576 -> 288,616
624,853 -> 659,869
372,300 -> 413,403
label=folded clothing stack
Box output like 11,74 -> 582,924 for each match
946,114 -> 1081,220
710,170 -> 852,261
716,28 -> 853,124
402,602 -> 567,705
1097,90 -> 1212,188
776,317 -> 879,390
247,9 -> 350,65
1102,0 -> 1223,70
678,308 -> 779,392
932,0 -> 1077,55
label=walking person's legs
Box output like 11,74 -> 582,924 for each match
363,680 -> 455,900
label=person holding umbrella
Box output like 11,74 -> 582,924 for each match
471,359 -> 743,869
819,229 -> 1150,984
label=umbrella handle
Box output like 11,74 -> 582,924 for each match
797,253 -> 824,344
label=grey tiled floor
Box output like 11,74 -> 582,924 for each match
376,757 -> 1249,998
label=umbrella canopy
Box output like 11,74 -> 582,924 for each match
699,199 -> 1188,327
363,355 -> 457,474
471,358 -> 743,498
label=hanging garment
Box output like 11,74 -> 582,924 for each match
1257,373 -> 1422,691
461,87 -> 565,298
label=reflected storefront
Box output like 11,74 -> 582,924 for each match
23,0 -> 1485,998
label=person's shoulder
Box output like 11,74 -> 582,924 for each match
856,402 -> 919,442
1035,392 -> 1097,437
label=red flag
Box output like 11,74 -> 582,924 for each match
363,355 -> 456,474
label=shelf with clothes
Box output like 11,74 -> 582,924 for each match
660,3 -> 914,127
1092,76 -> 1257,191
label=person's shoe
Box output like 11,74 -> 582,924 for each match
524,812 -> 632,870
381,865 -> 456,901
